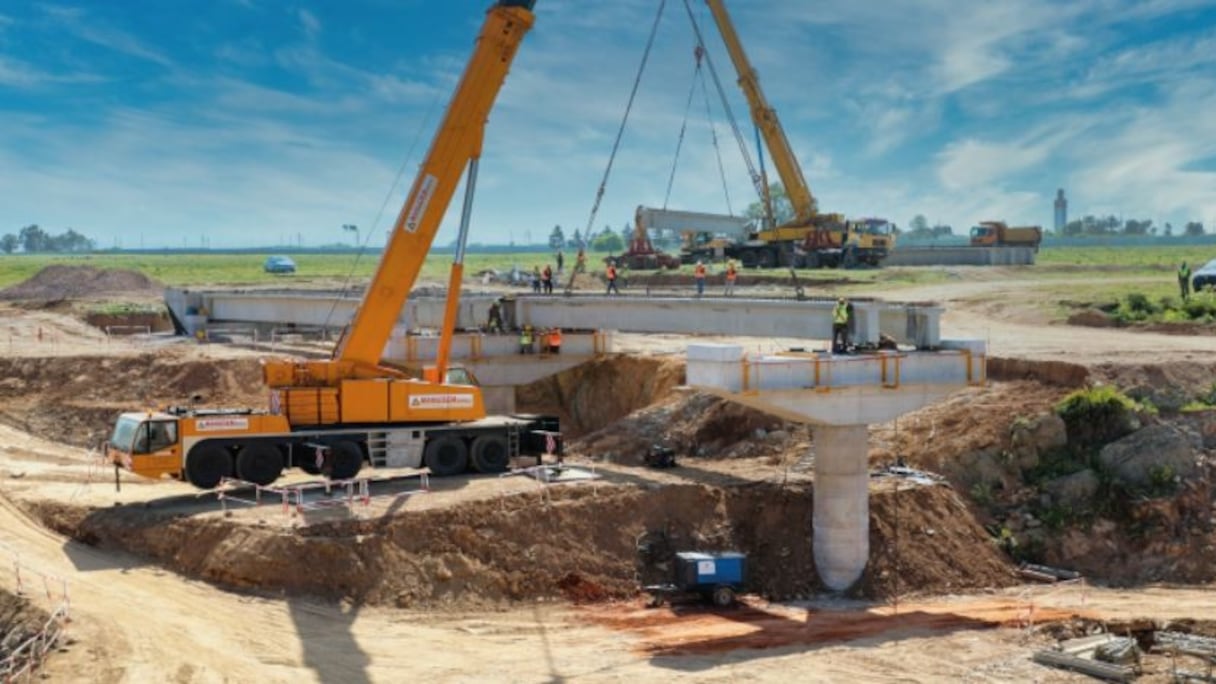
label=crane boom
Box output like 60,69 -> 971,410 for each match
703,0 -> 815,226
337,1 -> 536,371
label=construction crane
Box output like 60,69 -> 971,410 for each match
105,1 -> 559,490
693,0 -> 896,269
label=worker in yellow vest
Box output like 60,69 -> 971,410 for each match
518,325 -> 534,354
832,297 -> 850,353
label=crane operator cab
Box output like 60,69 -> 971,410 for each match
107,412 -> 183,480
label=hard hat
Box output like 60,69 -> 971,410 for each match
838,297 -> 845,303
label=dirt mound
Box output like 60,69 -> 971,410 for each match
517,356 -> 684,437
572,391 -> 806,465
28,481 -> 1015,607
0,265 -> 162,303
987,357 -> 1090,387
0,354 -> 265,447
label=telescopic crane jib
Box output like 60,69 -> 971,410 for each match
104,1 -> 561,490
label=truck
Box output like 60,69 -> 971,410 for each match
105,0 -> 560,490
969,221 -> 1043,251
680,0 -> 895,269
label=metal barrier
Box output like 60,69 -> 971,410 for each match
0,546 -> 70,682
216,472 -> 429,517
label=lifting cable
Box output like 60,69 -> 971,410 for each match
662,46 -> 703,211
698,52 -> 735,217
580,0 -> 667,242
680,0 -> 766,209
321,93 -> 443,339
663,45 -> 735,217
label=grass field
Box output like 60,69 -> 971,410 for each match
0,243 -> 1208,292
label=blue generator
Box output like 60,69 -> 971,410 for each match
645,551 -> 747,607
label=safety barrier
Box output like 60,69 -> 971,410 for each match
216,472 -> 429,518
0,545 -> 71,682
1015,576 -> 1089,630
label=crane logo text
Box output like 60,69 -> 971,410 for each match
404,174 -> 438,233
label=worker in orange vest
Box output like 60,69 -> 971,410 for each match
546,327 -> 562,354
606,261 -> 619,295
694,260 -> 707,297
724,259 -> 737,296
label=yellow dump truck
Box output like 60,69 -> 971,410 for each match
969,221 -> 1043,251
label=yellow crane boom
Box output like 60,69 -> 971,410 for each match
704,0 -> 815,227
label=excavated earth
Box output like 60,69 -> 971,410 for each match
0,306 -> 1214,607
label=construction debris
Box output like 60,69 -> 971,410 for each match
1157,631 -> 1216,659
1019,562 -> 1082,583
1033,649 -> 1137,682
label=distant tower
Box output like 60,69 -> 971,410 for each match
1054,189 -> 1068,233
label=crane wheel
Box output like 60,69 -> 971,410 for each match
470,434 -> 510,473
235,443 -> 284,486
327,441 -> 364,481
424,435 -> 469,476
185,444 -> 232,489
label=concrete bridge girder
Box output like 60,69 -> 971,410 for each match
164,288 -> 945,349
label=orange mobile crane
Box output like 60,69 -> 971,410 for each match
106,1 -> 558,489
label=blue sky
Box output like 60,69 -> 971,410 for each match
2,0 -> 1215,249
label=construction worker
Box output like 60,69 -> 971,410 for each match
694,260 -> 707,297
547,327 -> 562,354
531,266 -> 542,294
575,248 -> 587,274
606,260 -> 620,295
724,259 -> 737,296
519,325 -> 534,354
832,297 -> 850,353
1179,261 -> 1192,300
487,299 -> 505,333
542,264 -> 553,294
556,250 -> 564,275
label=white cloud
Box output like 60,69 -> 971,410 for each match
936,139 -> 1051,191
42,5 -> 172,67
298,9 -> 321,41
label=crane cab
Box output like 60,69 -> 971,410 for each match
107,411 -> 184,480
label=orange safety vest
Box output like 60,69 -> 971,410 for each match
607,265 -> 617,280
548,329 -> 562,347
695,264 -> 706,278
726,265 -> 737,281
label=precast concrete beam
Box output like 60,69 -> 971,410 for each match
166,288 -> 945,349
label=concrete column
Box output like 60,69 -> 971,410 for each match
813,424 -> 869,591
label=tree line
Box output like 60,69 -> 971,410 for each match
1060,216 -> 1204,237
1,225 -> 96,254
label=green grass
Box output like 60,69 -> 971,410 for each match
0,242 -> 1208,292
1037,244 -> 1207,270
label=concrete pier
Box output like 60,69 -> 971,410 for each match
685,341 -> 983,591
814,425 -> 870,590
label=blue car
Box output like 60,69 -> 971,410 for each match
263,255 -> 296,274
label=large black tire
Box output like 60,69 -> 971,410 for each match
424,435 -> 469,476
470,433 -> 511,473
327,441 -> 364,481
185,444 -> 232,489
235,443 -> 284,486
298,447 -> 323,475
712,585 -> 736,608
